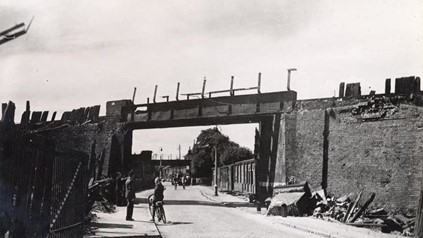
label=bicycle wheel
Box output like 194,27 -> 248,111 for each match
154,206 -> 161,222
159,206 -> 166,223
147,195 -> 154,217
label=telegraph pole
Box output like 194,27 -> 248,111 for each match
178,144 -> 181,160
200,144 -> 219,196
214,146 -> 218,196
159,147 -> 163,178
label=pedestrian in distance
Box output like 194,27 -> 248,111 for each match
125,170 -> 136,221
182,175 -> 186,189
173,176 -> 178,190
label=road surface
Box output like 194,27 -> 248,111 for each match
137,183 -> 323,238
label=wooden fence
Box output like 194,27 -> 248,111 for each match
0,127 -> 87,238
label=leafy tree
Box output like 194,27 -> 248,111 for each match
186,127 -> 253,178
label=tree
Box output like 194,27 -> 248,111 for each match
186,127 -> 253,178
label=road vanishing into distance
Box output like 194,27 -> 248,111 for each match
137,183 -> 323,238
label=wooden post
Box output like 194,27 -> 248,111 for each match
343,202 -> 354,223
176,82 -> 180,101
350,193 -> 375,223
153,85 -> 158,103
346,191 -> 362,222
51,111 -> 57,121
230,76 -> 234,96
257,73 -> 261,94
132,87 -> 137,102
415,179 -> 423,238
202,78 -> 206,98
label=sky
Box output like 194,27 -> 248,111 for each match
1,0 -> 422,157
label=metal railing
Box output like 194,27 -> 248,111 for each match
0,123 -> 88,238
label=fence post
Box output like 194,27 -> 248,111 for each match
416,179 -> 423,238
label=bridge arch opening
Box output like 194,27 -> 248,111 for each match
132,123 -> 257,157
112,90 -> 296,199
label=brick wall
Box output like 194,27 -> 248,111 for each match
288,98 -> 423,211
327,105 -> 423,211
42,117 -> 130,179
286,109 -> 325,191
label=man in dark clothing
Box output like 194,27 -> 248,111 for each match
125,171 -> 135,221
115,172 -> 124,206
172,176 -> 178,190
153,177 -> 164,204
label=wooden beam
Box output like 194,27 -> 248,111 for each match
415,178 -> 423,238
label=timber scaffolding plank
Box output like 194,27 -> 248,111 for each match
125,91 -> 297,129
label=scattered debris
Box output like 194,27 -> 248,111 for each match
266,182 -> 316,217
265,181 -> 416,236
88,178 -> 116,213
311,190 -> 416,236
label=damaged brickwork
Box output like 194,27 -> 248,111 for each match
285,76 -> 423,212
39,117 -> 132,180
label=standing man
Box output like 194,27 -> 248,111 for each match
125,170 -> 135,221
115,172 -> 123,206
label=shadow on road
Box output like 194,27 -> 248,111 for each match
134,199 -> 226,207
91,222 -> 133,229
134,198 -> 255,208
161,200 -> 229,207
134,198 -> 149,204
162,221 -> 194,225
220,202 -> 256,208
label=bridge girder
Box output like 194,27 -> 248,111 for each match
122,91 -> 297,130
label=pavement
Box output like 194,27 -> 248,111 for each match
86,185 -> 403,238
85,197 -> 161,238
196,186 -> 403,238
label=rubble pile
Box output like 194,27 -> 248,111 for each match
265,182 -> 417,236
313,191 -> 416,236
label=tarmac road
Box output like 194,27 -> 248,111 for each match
137,182 -> 323,238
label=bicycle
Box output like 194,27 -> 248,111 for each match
153,201 -> 166,223
148,194 -> 166,224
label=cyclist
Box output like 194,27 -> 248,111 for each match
152,177 -> 165,221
